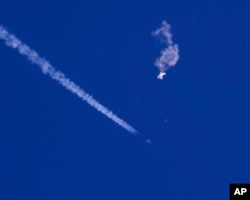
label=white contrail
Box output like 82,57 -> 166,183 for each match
0,26 -> 139,135
152,21 -> 180,80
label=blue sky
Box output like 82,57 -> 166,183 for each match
1,1 -> 250,199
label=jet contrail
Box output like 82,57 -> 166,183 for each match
0,26 -> 139,135
152,21 -> 180,80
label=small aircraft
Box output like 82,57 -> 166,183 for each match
145,139 -> 152,144
157,72 -> 166,80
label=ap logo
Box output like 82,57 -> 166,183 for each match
230,184 -> 250,200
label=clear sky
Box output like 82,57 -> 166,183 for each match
1,1 -> 250,200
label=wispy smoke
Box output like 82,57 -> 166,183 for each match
152,21 -> 180,79
0,26 -> 139,135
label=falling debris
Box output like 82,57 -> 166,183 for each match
157,72 -> 166,80
152,21 -> 180,80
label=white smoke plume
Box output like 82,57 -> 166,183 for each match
152,21 -> 180,80
0,26 -> 139,135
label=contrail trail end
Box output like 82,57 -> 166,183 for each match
0,26 -> 139,135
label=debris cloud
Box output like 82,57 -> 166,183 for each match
152,21 -> 180,79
